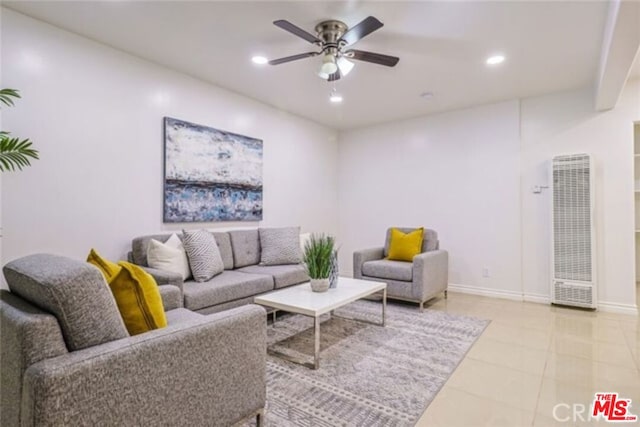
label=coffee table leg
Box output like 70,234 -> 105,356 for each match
314,315 -> 320,370
382,288 -> 387,327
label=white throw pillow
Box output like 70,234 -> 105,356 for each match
147,234 -> 191,280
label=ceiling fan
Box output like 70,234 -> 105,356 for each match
268,16 -> 400,81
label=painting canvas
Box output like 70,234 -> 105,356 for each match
163,117 -> 263,222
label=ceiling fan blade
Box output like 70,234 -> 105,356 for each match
268,52 -> 318,65
340,16 -> 383,46
346,49 -> 399,67
273,20 -> 321,44
328,70 -> 341,82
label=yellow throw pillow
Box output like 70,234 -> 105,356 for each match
387,228 -> 424,262
87,249 -> 121,281
109,262 -> 167,335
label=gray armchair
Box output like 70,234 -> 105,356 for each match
1,254 -> 266,427
353,227 -> 448,310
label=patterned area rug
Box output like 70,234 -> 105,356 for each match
254,299 -> 489,426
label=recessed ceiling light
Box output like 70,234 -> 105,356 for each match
486,55 -> 505,65
420,91 -> 434,99
329,94 -> 343,103
251,55 -> 268,65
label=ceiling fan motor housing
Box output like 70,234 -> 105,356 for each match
315,20 -> 348,53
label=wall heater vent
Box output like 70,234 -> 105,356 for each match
551,154 -> 596,309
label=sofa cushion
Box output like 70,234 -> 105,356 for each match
86,249 -> 120,281
165,308 -> 202,325
182,271 -> 273,311
237,264 -> 308,289
384,227 -> 439,257
3,254 -> 129,351
362,259 -> 413,282
212,232 -> 234,270
147,234 -> 191,280
182,229 -> 224,282
109,262 -> 167,336
229,229 -> 261,268
259,227 -> 302,265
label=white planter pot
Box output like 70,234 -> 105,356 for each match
310,278 -> 330,293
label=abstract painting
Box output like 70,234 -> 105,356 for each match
163,117 -> 263,222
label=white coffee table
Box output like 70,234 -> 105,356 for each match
254,277 -> 387,369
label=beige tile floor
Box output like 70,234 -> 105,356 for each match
414,286 -> 640,427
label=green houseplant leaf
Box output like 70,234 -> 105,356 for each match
303,234 -> 335,279
0,89 -> 39,172
0,88 -> 20,107
0,134 -> 39,172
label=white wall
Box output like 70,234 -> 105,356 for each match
0,9 -> 338,266
521,81 -> 640,310
338,101 -> 523,297
338,81 -> 640,312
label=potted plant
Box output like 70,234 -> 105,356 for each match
303,233 -> 335,292
0,88 -> 38,172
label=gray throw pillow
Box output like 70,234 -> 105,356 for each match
259,227 -> 302,265
182,229 -> 224,282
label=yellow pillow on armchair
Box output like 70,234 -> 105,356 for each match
387,228 -> 424,262
109,262 -> 167,335
87,248 -> 121,281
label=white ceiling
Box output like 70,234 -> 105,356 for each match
4,1 -> 610,130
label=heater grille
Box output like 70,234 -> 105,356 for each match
552,154 -> 592,282
553,281 -> 593,307
551,154 -> 595,308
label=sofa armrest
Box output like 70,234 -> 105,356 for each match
412,250 -> 449,301
353,247 -> 384,279
22,305 -> 267,427
158,284 -> 183,310
140,266 -> 184,292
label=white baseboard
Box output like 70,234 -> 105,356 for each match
449,284 -> 638,316
598,301 -> 639,316
522,293 -> 550,304
448,283 -> 523,301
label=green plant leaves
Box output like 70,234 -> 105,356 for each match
0,88 -> 21,108
0,88 -> 39,172
0,134 -> 39,172
303,234 -> 336,279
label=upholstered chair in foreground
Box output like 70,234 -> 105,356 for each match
353,227 -> 448,310
0,254 -> 266,426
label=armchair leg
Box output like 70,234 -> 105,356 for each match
444,289 -> 448,299
256,408 -> 265,427
419,301 -> 424,312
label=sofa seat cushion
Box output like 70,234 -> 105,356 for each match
165,308 -> 202,325
182,271 -> 273,310
237,264 -> 308,289
362,260 -> 413,282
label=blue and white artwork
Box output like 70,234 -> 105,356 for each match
163,117 -> 263,222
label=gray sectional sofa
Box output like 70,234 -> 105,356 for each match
0,254 -> 266,427
129,229 -> 309,314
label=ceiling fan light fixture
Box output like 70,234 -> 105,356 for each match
486,54 -> 505,65
337,56 -> 354,76
329,93 -> 343,103
320,53 -> 338,75
251,55 -> 268,65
